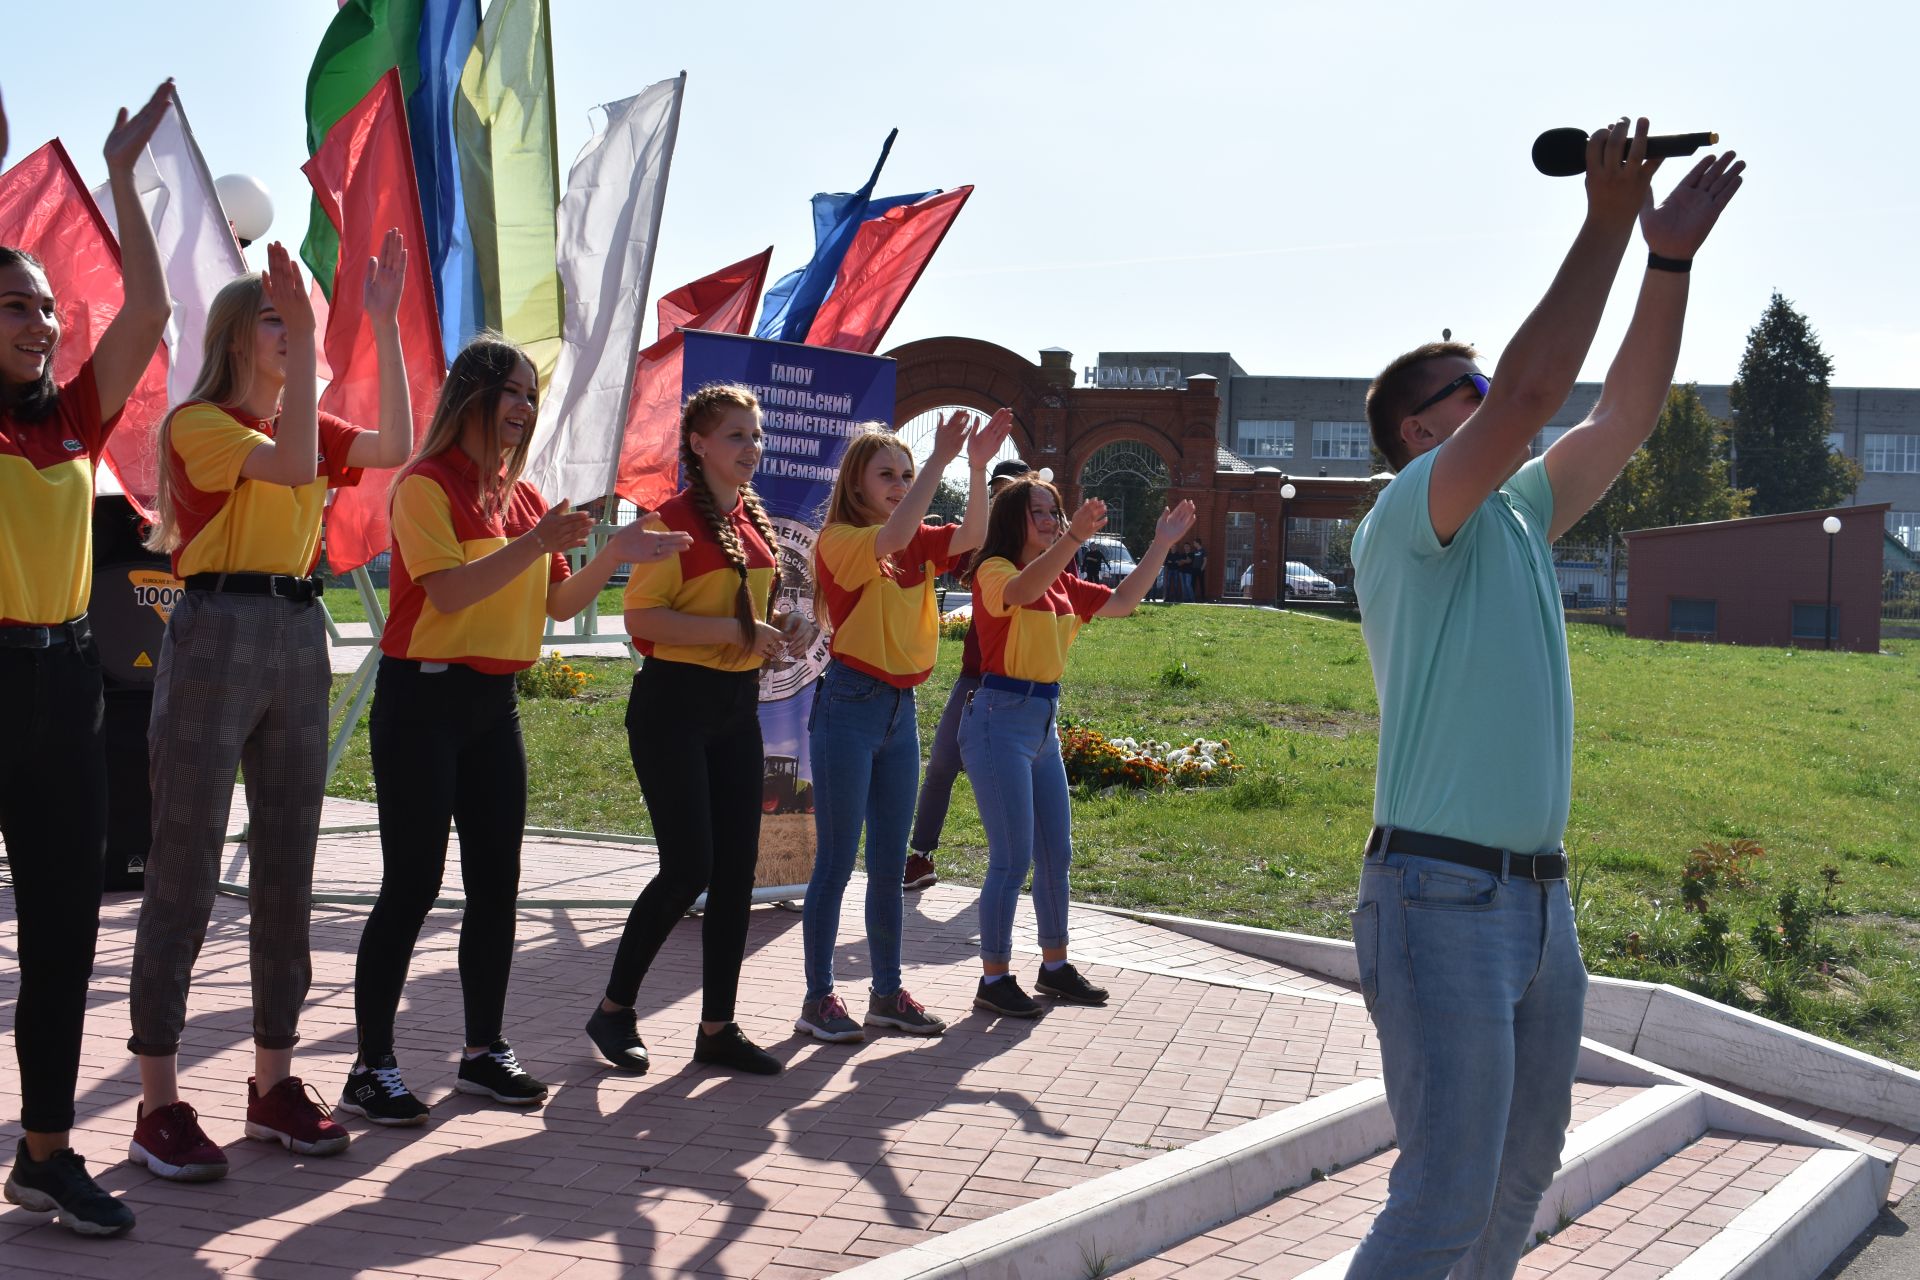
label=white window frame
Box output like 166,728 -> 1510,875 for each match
1864,433 -> 1920,474
1888,511 -> 1920,551
1235,419 -> 1295,459
1311,420 -> 1371,461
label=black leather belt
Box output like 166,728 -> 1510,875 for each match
0,614 -> 92,650
981,673 -> 1060,700
1367,825 -> 1568,881
184,572 -> 323,602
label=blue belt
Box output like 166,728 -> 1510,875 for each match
981,673 -> 1060,700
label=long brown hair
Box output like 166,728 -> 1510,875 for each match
144,272 -> 269,553
393,332 -> 535,517
0,247 -> 59,422
965,474 -> 1063,585
680,383 -> 781,648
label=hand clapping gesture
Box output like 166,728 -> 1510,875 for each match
530,500 -> 594,554
262,242 -> 316,338
1641,151 -> 1745,261
363,228 -> 407,333
928,407 -> 973,464
1153,500 -> 1198,549
1066,497 -> 1108,544
969,407 -> 1015,470
605,519 -> 692,565
103,80 -> 173,178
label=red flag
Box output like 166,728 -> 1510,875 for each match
302,70 -> 447,574
803,187 -> 971,354
614,248 -> 771,509
0,140 -> 171,514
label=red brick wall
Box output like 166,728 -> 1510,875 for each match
1624,507 -> 1886,651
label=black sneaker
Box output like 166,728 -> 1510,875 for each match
586,1005 -> 650,1074
338,1054 -> 430,1126
455,1041 -> 549,1106
693,1023 -> 781,1075
1035,961 -> 1110,1006
974,975 -> 1043,1018
4,1138 -> 135,1237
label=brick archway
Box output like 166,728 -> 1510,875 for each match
885,336 -> 1375,601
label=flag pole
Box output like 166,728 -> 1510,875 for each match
598,71 -> 687,521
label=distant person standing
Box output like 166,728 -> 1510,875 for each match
1187,538 -> 1208,602
1079,539 -> 1105,586
901,456 -> 1029,891
1346,121 -> 1742,1277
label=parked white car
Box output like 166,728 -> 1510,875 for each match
1239,560 -> 1339,597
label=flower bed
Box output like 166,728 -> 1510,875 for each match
1060,719 -> 1240,792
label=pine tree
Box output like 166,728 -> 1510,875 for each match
1728,292 -> 1858,514
1563,384 -> 1751,543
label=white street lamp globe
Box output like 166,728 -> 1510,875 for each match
1280,483 -> 1297,500
1036,467 -> 1054,483
1822,516 -> 1842,535
214,174 -> 274,245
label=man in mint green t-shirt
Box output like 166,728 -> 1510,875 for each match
1344,121 -> 1745,1280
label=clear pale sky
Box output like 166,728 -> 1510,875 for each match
6,0 -> 1915,390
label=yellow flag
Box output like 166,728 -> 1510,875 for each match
456,0 -> 563,383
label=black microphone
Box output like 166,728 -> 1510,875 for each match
1532,127 -> 1719,177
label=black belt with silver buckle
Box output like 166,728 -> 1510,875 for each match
1367,825 -> 1568,881
184,572 -> 323,603
0,614 -> 92,650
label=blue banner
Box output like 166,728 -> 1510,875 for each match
680,330 -> 897,835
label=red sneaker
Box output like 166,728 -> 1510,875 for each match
129,1100 -> 229,1182
903,852 -> 938,891
245,1076 -> 351,1157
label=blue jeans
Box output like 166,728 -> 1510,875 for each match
1347,847 -> 1589,1280
959,687 -> 1072,965
909,673 -> 979,854
801,661 -> 919,1001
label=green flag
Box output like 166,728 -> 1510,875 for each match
302,0 -> 427,297
455,0 -> 563,383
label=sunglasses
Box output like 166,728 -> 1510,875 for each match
1410,371 -> 1491,416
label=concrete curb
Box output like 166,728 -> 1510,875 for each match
837,1079 -> 1392,1280
1666,1148 -> 1889,1280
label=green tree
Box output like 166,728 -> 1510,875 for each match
1728,292 -> 1858,514
927,478 -> 968,524
1564,384 -> 1751,543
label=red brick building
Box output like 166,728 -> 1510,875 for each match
1623,505 -> 1889,652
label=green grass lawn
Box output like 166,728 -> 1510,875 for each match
327,607 -> 1920,1066
321,584 -> 628,626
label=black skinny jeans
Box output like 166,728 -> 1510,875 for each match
0,639 -> 107,1133
354,658 -> 527,1058
606,658 -> 762,1023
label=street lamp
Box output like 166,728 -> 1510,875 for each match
1278,482 -> 1297,602
213,174 -> 274,249
1822,515 -> 1841,650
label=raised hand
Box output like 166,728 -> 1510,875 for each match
262,242 -> 316,337
363,227 -> 407,330
1583,116 -> 1661,227
1640,151 -> 1745,261
1154,499 -> 1198,547
531,499 -> 594,553
1067,497 -> 1108,543
104,80 -> 173,177
969,407 -> 1015,470
930,407 -> 972,463
606,520 -> 691,564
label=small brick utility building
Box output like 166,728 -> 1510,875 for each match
1623,504 -> 1888,652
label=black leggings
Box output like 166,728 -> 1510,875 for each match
0,640 -> 107,1133
606,659 -> 762,1023
354,658 -> 526,1058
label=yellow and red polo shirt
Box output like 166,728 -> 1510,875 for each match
0,360 -> 118,626
816,521 -> 960,688
972,556 -> 1114,684
165,402 -> 365,577
381,451 -> 571,674
623,488 -> 777,672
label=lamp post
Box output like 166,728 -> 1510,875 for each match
213,174 -> 274,250
1279,482 -> 1296,602
1822,515 -> 1841,650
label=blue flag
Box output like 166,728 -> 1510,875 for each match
755,130 -> 935,342
408,0 -> 483,358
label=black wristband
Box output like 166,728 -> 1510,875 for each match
1647,252 -> 1692,274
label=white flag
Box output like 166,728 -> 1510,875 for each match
523,74 -> 685,506
94,86 -> 246,408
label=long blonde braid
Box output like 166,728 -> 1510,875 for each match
680,384 -> 783,649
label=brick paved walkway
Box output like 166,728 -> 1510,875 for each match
0,804 -> 1374,1277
